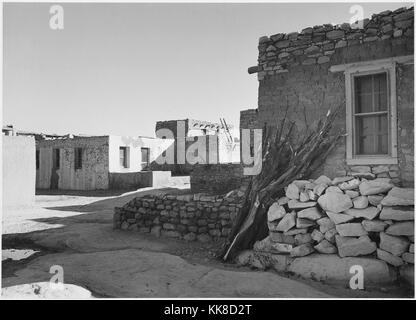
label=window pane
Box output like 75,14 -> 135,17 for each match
120,147 -> 126,167
355,75 -> 373,113
355,114 -> 388,155
354,73 -> 388,113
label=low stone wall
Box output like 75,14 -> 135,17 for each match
190,164 -> 249,194
113,187 -> 246,242
238,172 -> 414,285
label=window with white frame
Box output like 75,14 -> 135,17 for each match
334,58 -> 405,165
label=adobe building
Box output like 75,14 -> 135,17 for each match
2,127 -> 36,207
153,118 -> 240,175
246,7 -> 414,187
36,135 -> 171,190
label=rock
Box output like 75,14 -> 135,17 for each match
372,165 -> 390,174
317,217 -> 336,233
380,207 -> 414,221
311,229 -> 325,242
269,253 -> 293,272
284,228 -> 307,236
335,235 -> 377,257
336,223 -> 368,237
286,183 -> 300,200
288,200 -> 317,209
287,254 -> 395,284
277,196 -> 290,205
197,234 -> 211,243
150,226 -> 161,237
307,190 -> 317,201
269,232 -> 295,244
351,166 -> 371,173
267,203 -> 286,222
271,242 -> 293,253
297,207 -> 322,220
402,252 -> 414,264
299,191 -> 309,202
386,221 -> 414,236
291,243 -> 314,257
313,183 -> 328,196
332,176 -> 354,185
120,221 -> 129,230
276,212 -> 296,232
359,180 -> 393,196
399,265 -> 414,287
377,249 -> 404,267
351,172 -> 376,180
325,186 -> 343,194
362,220 -> 387,232
318,192 -> 353,213
296,218 -> 315,228
339,179 -> 361,191
345,190 -> 360,199
353,196 -> 369,209
314,239 -> 337,254
410,244 -> 414,253
381,187 -> 414,206
235,250 -> 254,266
326,211 -> 354,224
293,180 -> 311,188
325,228 -> 338,243
344,207 -> 380,220
183,232 -> 196,241
368,195 -> 384,206
379,232 -> 409,256
294,233 -> 313,245
253,237 -> 272,252
314,175 -> 332,185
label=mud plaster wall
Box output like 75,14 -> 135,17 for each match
254,8 -> 414,186
36,136 -> 109,190
2,135 -> 36,207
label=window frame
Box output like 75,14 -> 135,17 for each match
345,61 -> 398,165
36,150 -> 40,170
119,146 -> 130,169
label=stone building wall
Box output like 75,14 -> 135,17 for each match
190,163 -> 249,194
113,189 -> 246,242
250,7 -> 414,186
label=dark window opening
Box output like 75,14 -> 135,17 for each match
36,150 -> 40,170
353,72 -> 389,156
54,148 -> 60,169
120,147 -> 129,168
74,148 -> 83,169
141,147 -> 150,169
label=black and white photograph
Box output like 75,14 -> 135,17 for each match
1,0 -> 415,304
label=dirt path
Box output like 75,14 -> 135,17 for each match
2,186 -> 409,298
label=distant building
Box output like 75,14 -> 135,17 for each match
36,135 -> 171,190
2,126 -> 36,207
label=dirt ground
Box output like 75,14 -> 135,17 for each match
2,183 -> 412,298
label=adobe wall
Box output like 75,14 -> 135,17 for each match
252,7 -> 414,186
2,135 -> 36,207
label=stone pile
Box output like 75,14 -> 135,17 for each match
253,172 -> 414,270
113,187 -> 246,242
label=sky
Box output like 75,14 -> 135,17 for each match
3,1 -> 411,137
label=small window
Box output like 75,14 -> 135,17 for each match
36,150 -> 40,170
120,147 -> 129,168
141,147 -> 150,169
74,148 -> 83,169
53,148 -> 60,169
353,72 -> 389,155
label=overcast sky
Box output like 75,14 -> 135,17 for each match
3,2 -> 410,137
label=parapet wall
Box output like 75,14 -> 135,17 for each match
250,7 -> 413,80
113,188 -> 246,242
